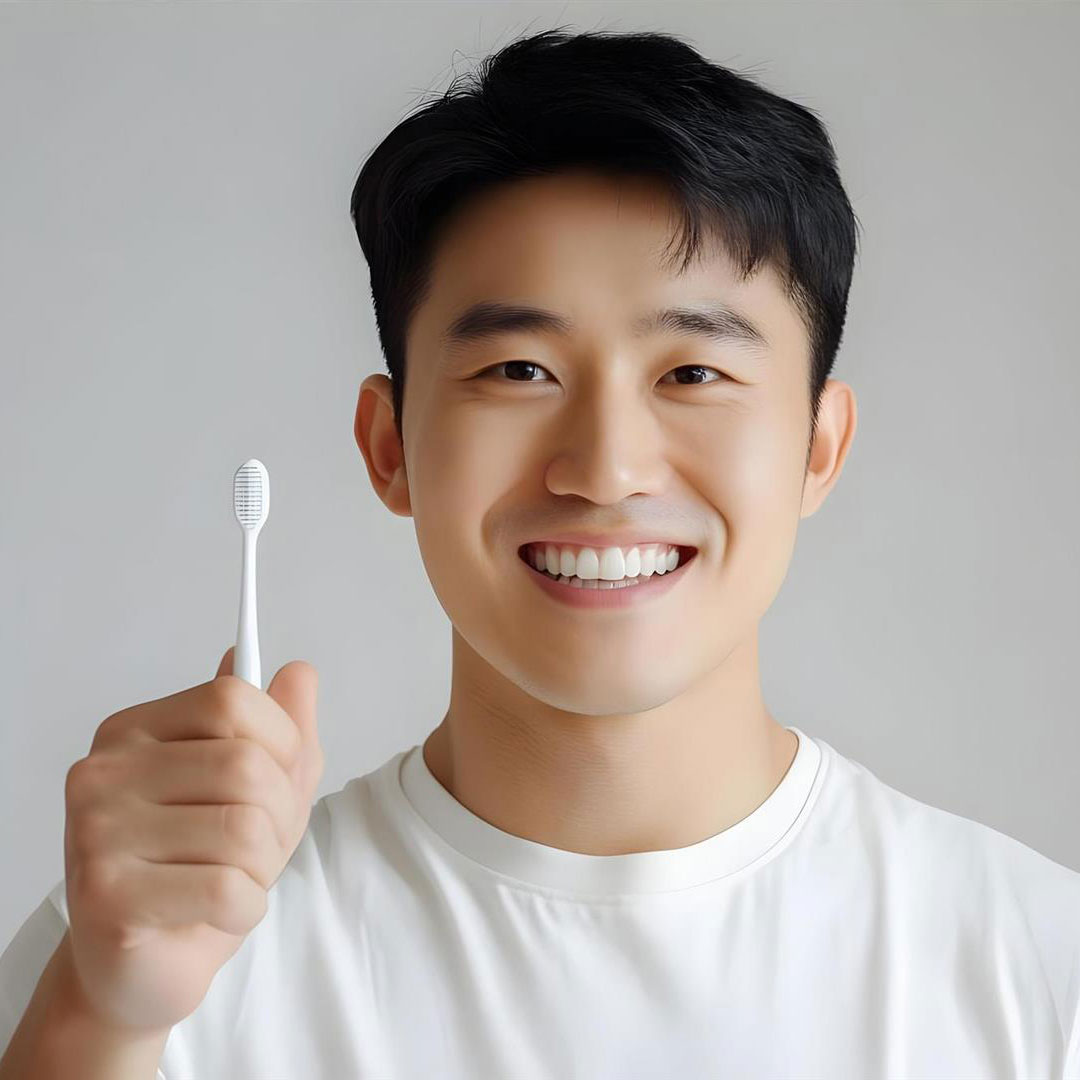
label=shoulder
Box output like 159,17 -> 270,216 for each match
815,736 -> 1080,1062
832,737 -> 1079,887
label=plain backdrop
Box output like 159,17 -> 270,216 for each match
1,1 -> 1078,949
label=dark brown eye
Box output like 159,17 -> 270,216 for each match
661,365 -> 727,385
480,361 -> 551,381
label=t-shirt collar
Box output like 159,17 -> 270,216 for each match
393,725 -> 823,897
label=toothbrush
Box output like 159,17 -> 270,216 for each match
232,458 -> 269,689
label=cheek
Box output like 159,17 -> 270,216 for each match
730,430 -> 798,508
688,407 -> 796,507
691,412 -> 804,575
410,408 -> 521,573
722,420 -> 806,597
429,403 -> 547,531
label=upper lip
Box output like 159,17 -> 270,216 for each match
518,532 -> 698,551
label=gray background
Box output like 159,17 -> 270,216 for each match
2,1 -> 1078,948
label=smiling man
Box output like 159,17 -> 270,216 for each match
356,163 -> 841,862
3,24 -> 1079,1080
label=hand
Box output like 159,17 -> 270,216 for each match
60,647 -> 324,1034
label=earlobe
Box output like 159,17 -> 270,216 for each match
355,374 -> 412,517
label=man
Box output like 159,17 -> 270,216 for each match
3,26 -> 1078,1080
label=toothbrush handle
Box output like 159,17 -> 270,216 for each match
235,530 -> 261,689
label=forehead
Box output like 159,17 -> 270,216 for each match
411,170 -> 805,358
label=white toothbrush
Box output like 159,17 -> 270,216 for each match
232,458 -> 269,689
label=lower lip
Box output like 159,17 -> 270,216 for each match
517,547 -> 698,610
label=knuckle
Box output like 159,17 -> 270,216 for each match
89,714 -> 120,752
79,856 -> 121,910
224,740 -> 267,791
284,725 -> 303,768
194,686 -> 236,740
208,677 -> 246,730
65,756 -> 108,808
208,864 -> 246,909
64,759 -> 89,804
221,803 -> 270,851
70,806 -> 111,856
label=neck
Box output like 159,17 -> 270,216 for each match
422,629 -> 798,856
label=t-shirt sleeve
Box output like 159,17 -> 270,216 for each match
0,878 -> 168,1080
0,878 -> 69,1061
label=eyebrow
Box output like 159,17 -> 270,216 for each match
441,300 -> 770,354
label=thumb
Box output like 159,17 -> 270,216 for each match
266,659 -> 322,801
215,645 -> 318,749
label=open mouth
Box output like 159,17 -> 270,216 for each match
516,544 -> 699,589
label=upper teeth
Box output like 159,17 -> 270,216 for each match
524,543 -> 683,580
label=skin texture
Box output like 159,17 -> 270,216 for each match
354,169 -> 857,857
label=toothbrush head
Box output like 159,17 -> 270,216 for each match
233,458 -> 269,533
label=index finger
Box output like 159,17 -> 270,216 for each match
103,675 -> 303,775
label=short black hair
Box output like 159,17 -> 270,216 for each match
350,26 -> 862,472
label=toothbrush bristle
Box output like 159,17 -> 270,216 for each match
233,459 -> 268,529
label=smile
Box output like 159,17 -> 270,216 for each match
516,543 -> 699,610
518,541 -> 696,582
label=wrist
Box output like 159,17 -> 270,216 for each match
47,933 -> 172,1063
0,931 -> 170,1080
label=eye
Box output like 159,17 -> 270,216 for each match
477,362 -> 730,384
478,360 -> 552,382
659,365 -> 729,385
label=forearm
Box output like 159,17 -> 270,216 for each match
0,931 -> 170,1080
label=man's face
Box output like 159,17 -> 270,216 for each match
359,169 -> 841,717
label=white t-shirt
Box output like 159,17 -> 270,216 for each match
2,725 -> 1079,1079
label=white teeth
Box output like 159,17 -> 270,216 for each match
527,543 -> 683,583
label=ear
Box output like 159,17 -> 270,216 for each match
800,379 -> 858,518
355,373 -> 412,517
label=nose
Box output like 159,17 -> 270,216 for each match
542,379 -> 668,505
